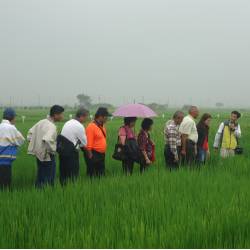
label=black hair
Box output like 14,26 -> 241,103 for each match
124,117 -> 137,126
50,105 -> 65,117
231,111 -> 241,119
141,118 -> 154,130
173,111 -> 184,119
95,107 -> 111,119
76,108 -> 89,118
197,113 -> 212,129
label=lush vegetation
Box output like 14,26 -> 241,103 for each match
0,109 -> 250,248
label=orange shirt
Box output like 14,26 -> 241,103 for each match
86,122 -> 107,153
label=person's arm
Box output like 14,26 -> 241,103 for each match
13,129 -> 25,146
77,126 -> 88,148
138,134 -> 151,164
213,123 -> 224,149
235,124 -> 241,138
86,125 -> 94,159
179,121 -> 192,156
118,127 -> 126,146
181,134 -> 188,156
43,127 -> 57,154
142,150 -> 151,165
27,125 -> 35,142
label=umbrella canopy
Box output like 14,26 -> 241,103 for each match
113,103 -> 157,118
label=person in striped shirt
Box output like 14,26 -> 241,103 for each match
0,108 -> 25,189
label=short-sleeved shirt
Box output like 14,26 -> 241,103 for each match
179,115 -> 198,143
137,129 -> 154,160
118,126 -> 136,139
86,122 -> 107,153
61,119 -> 87,148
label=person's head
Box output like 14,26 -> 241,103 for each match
141,118 -> 154,131
173,111 -> 184,125
95,107 -> 111,124
189,106 -> 199,119
3,108 -> 16,124
50,105 -> 65,122
198,113 -> 212,127
230,111 -> 241,123
75,108 -> 89,124
124,117 -> 137,128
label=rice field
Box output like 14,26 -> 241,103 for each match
0,108 -> 250,248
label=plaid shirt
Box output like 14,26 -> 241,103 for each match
164,120 -> 181,158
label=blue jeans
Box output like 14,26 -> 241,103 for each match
35,155 -> 56,188
197,148 -> 207,164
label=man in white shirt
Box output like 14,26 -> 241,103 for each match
179,106 -> 199,165
27,105 -> 64,188
58,108 -> 89,185
0,108 -> 25,189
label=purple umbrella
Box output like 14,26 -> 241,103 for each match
113,103 -> 157,118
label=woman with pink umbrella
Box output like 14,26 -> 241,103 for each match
118,117 -> 138,175
113,103 -> 157,175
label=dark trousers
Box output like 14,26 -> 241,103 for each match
181,140 -> 197,166
164,145 -> 181,170
122,159 -> 134,175
0,165 -> 11,189
140,162 -> 148,173
59,151 -> 79,186
84,150 -> 105,178
35,155 -> 56,188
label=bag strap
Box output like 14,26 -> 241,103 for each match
94,121 -> 106,138
123,126 -> 129,140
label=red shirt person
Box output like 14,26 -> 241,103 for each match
137,118 -> 155,173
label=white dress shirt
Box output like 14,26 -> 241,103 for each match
61,119 -> 87,148
179,115 -> 198,143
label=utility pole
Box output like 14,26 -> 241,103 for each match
9,96 -> 12,107
142,96 -> 145,104
38,94 -> 41,107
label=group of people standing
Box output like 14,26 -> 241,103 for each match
164,106 -> 242,170
0,105 -> 242,189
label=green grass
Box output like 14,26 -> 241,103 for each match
0,109 -> 250,248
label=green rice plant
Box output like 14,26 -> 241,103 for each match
0,109 -> 249,248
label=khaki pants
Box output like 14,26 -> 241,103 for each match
220,148 -> 235,158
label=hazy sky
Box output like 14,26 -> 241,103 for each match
0,0 -> 249,107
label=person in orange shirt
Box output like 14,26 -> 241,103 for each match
84,107 -> 111,177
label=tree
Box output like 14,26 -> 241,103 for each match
182,105 -> 192,111
215,102 -> 224,109
76,94 -> 92,109
147,103 -> 169,114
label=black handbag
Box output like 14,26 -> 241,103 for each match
235,146 -> 243,155
124,138 -> 143,164
235,138 -> 243,155
112,143 -> 126,161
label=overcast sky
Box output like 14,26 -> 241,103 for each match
0,0 -> 249,107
